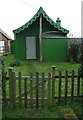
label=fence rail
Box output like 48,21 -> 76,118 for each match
2,66 -> 82,109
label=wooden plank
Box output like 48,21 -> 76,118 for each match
58,71 -> 62,103
2,72 -> 6,107
77,69 -> 80,99
55,95 -> 82,99
41,73 -> 45,109
24,77 -> 27,108
5,74 -> 78,81
8,68 -> 13,107
71,70 -> 74,99
65,70 -> 68,101
36,72 -> 39,109
39,15 -> 42,63
18,72 -> 22,107
47,73 -> 51,108
16,78 -> 43,99
30,73 -> 33,108
12,72 -> 16,108
11,72 -> 14,108
6,95 -> 82,101
51,66 -> 55,105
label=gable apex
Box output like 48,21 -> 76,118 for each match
13,7 -> 69,34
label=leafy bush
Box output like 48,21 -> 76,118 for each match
79,64 -> 83,79
68,43 -> 81,63
9,60 -> 20,67
2,56 -> 7,81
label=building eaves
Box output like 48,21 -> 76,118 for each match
13,7 -> 69,34
0,28 -> 12,40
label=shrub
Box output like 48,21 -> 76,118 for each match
9,60 -> 20,67
2,56 -> 7,80
79,64 -> 83,79
68,42 -> 81,63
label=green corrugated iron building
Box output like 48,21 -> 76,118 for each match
11,7 -> 69,62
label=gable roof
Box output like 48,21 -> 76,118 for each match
0,28 -> 12,40
13,7 -> 69,34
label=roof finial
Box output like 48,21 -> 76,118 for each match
56,18 -> 61,27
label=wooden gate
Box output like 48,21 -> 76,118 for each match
2,66 -> 82,109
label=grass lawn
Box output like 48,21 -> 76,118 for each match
3,99 -> 81,119
2,54 -> 82,119
4,54 -> 82,97
3,106 -> 62,119
3,54 -> 80,76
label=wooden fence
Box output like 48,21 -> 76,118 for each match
2,66 -> 82,109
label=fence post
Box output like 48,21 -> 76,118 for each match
51,65 -> 55,106
8,67 -> 13,108
12,71 -> 16,108
24,77 -> 27,108
65,70 -> 68,102
77,69 -> 80,100
47,73 -> 51,109
30,73 -> 33,109
58,71 -> 62,103
36,72 -> 39,109
18,72 -> 22,108
2,69 -> 6,107
2,57 -> 7,107
41,73 -> 45,109
71,70 -> 74,100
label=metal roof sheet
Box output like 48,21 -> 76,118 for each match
13,7 -> 69,34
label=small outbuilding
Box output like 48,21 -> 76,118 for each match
0,28 -> 11,53
12,7 -> 69,62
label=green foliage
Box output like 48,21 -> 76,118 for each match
3,100 -> 81,119
9,60 -> 20,67
60,99 -> 81,119
2,56 -> 7,78
68,43 -> 81,63
79,64 -> 83,79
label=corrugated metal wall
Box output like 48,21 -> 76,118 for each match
42,38 -> 68,62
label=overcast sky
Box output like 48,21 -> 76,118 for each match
0,0 -> 82,39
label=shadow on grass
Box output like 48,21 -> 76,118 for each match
2,99 -> 82,119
